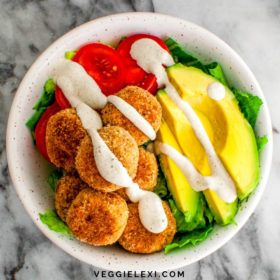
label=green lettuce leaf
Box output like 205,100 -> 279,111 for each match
204,205 -> 214,224
165,38 -> 208,72
33,79 -> 56,110
232,88 -> 263,128
26,78 -> 56,141
206,62 -> 228,86
39,210 -> 71,235
169,197 -> 211,232
141,140 -> 152,150
116,36 -> 127,48
48,168 -> 65,191
257,135 -> 268,153
165,38 -> 229,87
153,166 -> 169,199
165,223 -> 213,254
65,50 -> 77,60
25,107 -> 47,139
168,199 -> 192,231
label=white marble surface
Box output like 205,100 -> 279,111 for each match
1,0 -> 279,279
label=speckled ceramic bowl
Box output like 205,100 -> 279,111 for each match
6,13 -> 273,272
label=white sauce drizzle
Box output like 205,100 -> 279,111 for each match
51,58 -> 107,109
138,192 -> 168,233
131,39 -> 237,203
155,142 -> 236,202
76,103 -> 102,131
51,57 -> 167,233
107,95 -> 156,140
207,82 -> 226,101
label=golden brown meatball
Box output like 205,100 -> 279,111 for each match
115,188 -> 130,202
118,202 -> 176,254
101,86 -> 162,145
75,126 -> 139,192
55,172 -> 88,222
46,109 -> 87,171
66,188 -> 128,246
134,147 -> 158,191
115,147 -> 158,201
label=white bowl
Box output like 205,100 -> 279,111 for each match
6,12 -> 273,272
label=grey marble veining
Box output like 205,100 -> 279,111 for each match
1,0 -> 279,279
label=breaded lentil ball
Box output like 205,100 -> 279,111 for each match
75,126 -> 139,192
55,172 -> 88,222
116,147 -> 158,201
134,147 -> 158,191
46,108 -> 87,171
101,86 -> 162,145
118,202 -> 176,254
66,188 -> 129,246
115,187 -> 130,202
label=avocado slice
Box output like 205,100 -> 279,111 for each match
157,120 -> 202,224
157,90 -> 238,224
165,64 -> 259,200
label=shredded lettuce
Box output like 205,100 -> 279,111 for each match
206,62 -> 228,86
165,223 -> 213,254
165,38 -> 228,87
65,51 -> 77,60
168,199 -> 193,231
232,88 -> 263,128
141,140 -> 152,150
116,36 -> 127,48
153,166 -> 169,199
48,168 -> 65,191
25,107 -> 47,139
33,79 -> 56,110
204,205 -> 214,224
39,210 -> 71,235
169,197 -> 213,232
257,135 -> 268,153
165,38 -> 208,73
26,78 -> 56,141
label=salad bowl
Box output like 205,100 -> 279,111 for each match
6,12 -> 273,272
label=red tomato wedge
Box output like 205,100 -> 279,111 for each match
73,43 -> 125,96
117,34 -> 170,95
55,86 -> 71,109
35,102 -> 60,162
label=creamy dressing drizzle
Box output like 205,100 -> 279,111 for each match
52,58 -> 107,109
207,82 -> 226,101
51,58 -> 167,233
107,95 -> 156,140
131,39 -> 237,203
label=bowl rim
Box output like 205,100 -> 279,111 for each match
6,12 -> 273,272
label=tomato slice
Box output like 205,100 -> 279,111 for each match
55,86 -> 71,109
73,43 -> 125,96
141,74 -> 158,94
35,102 -> 60,161
125,66 -> 146,85
117,34 -> 170,95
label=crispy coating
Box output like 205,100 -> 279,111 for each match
115,188 -> 130,202
116,147 -> 158,201
46,109 -> 87,171
118,202 -> 176,254
66,188 -> 128,246
101,86 -> 162,145
55,172 -> 88,222
134,147 -> 158,191
75,126 -> 139,192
